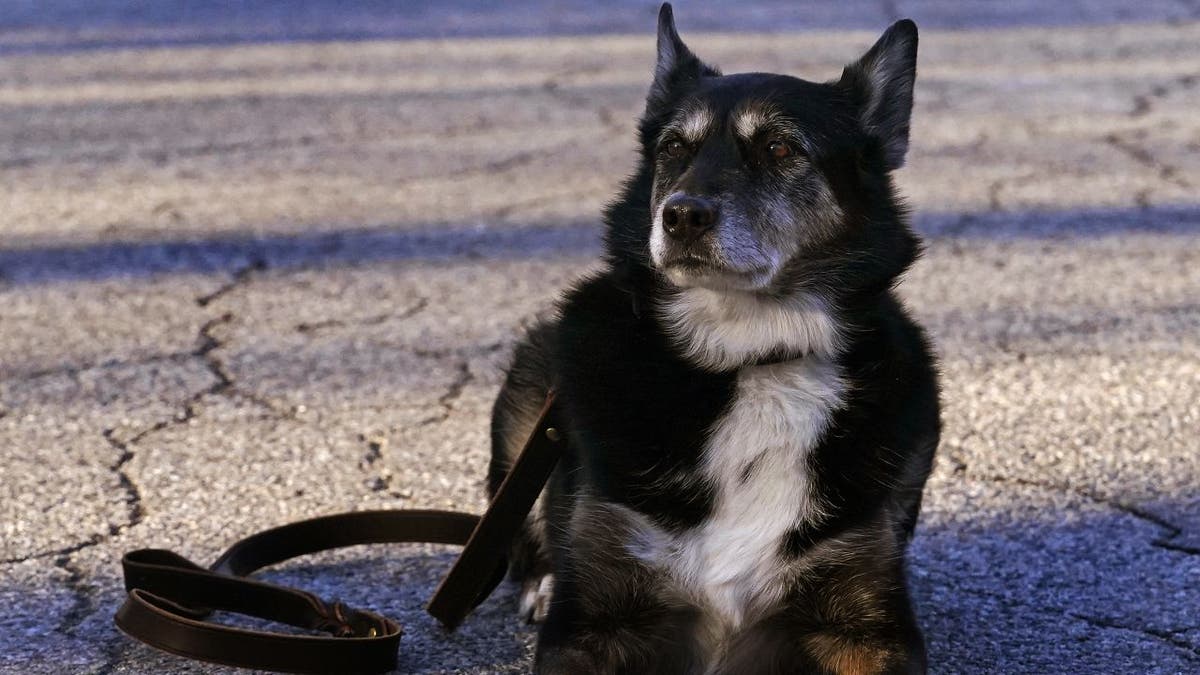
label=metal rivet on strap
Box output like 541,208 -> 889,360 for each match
544,427 -> 561,442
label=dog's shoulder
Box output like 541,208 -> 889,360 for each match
838,292 -> 940,403
556,267 -> 691,366
552,271 -> 657,409
557,271 -> 636,332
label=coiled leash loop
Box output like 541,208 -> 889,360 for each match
115,392 -> 561,674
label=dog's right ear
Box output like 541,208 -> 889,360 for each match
648,4 -> 715,109
839,20 -> 919,171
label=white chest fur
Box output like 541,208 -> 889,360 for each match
670,357 -> 845,628
658,287 -> 842,372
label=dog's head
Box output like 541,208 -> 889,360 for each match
620,4 -> 920,298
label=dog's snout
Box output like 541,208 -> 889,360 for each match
662,195 -> 718,243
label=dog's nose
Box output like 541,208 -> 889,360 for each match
662,195 -> 718,242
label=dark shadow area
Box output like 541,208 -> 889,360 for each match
13,499 -> 1191,673
1,0 -> 1195,55
247,501 -> 1199,672
2,204 -> 1197,287
243,546 -> 535,674
0,220 -> 603,286
908,490 -> 1200,672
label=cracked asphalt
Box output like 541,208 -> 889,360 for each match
1,2 -> 1198,673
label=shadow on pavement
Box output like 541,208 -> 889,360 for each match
2,204 -> 1197,287
4,1 -> 1194,55
8,501 -> 1194,673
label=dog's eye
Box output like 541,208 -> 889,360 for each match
766,139 -> 792,159
661,139 -> 687,159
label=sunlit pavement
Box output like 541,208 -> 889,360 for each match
2,2 -> 1198,672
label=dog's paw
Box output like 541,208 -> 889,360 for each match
519,573 -> 554,623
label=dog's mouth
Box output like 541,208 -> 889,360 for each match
660,254 -> 774,290
662,253 -> 715,271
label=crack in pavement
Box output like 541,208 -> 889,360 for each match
52,554 -> 95,636
180,311 -> 295,422
142,312 -> 241,430
295,296 -> 429,334
962,469 -> 1199,556
357,341 -> 501,495
1103,130 -> 1192,192
100,430 -> 144,540
188,258 -> 314,421
920,568 -> 1200,661
418,360 -> 474,427
1,429 -> 148,565
1070,613 -> 1200,660
9,255 -> 419,565
2,254 -> 299,662
0,535 -> 106,565
1110,72 -> 1198,208
3,315 -> 252,564
196,257 -> 266,307
411,340 -> 506,362
989,82 -> 1196,213
103,263 -> 292,454
1130,73 -> 1198,118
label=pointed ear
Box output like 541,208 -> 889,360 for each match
648,3 -> 717,109
840,19 -> 918,170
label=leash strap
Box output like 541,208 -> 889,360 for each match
115,392 -> 562,674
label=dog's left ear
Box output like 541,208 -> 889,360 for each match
648,3 -> 717,109
839,19 -> 918,171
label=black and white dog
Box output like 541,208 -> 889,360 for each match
489,5 -> 940,673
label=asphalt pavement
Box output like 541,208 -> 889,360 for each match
1,2 -> 1198,673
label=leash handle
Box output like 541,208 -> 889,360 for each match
115,392 -> 562,674
428,391 -> 562,627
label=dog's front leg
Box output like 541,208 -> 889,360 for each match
533,557 -> 703,675
534,499 -> 705,675
712,559 -> 927,675
713,612 -> 925,675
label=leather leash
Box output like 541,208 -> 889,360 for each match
115,391 -> 562,674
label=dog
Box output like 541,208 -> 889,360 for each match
489,5 -> 940,673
